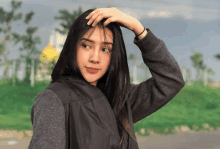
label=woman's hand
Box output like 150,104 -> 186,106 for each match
85,7 -> 139,32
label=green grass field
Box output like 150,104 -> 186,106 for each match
0,79 -> 220,135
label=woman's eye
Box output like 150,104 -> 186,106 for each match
102,47 -> 111,53
82,43 -> 111,53
82,43 -> 90,49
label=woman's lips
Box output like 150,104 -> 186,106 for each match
86,67 -> 99,70
86,68 -> 99,73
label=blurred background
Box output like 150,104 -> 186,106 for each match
0,0 -> 220,141
0,0 -> 219,86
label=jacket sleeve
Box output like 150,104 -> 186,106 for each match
28,89 -> 66,149
128,28 -> 185,124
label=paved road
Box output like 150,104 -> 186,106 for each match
137,131 -> 220,149
0,131 -> 220,149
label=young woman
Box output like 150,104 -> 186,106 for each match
28,7 -> 185,149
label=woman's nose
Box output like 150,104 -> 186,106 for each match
90,49 -> 100,63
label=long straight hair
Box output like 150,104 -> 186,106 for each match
50,8 -> 131,148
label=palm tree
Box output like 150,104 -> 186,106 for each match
214,53 -> 220,60
190,50 -> 206,84
206,68 -> 215,83
190,52 -> 202,80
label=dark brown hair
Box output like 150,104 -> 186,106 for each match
50,8 -> 131,148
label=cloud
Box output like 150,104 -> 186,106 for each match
148,11 -> 172,17
121,8 -> 139,19
146,5 -> 193,19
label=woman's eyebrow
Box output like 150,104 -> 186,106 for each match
81,38 -> 113,45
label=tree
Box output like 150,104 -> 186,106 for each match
206,68 -> 215,82
190,46 -> 206,84
54,6 -> 84,48
19,12 -> 41,86
0,0 -> 23,80
54,6 -> 84,36
54,5 -> 116,36
0,0 -> 41,87
190,51 -> 207,86
189,47 -> 217,86
54,5 -> 117,48
43,59 -> 57,83
214,53 -> 220,61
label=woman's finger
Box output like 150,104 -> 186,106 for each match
86,8 -> 99,20
103,17 -> 115,27
87,11 -> 102,26
91,13 -> 106,27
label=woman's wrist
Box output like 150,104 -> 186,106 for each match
136,29 -> 147,40
132,21 -> 148,40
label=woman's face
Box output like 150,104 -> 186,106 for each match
77,26 -> 113,86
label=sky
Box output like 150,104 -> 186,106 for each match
0,0 -> 220,82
